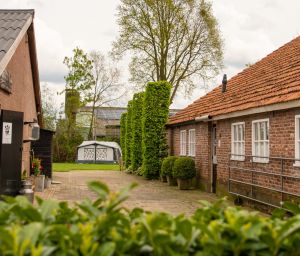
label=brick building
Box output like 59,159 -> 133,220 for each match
167,36 -> 300,208
0,10 -> 42,175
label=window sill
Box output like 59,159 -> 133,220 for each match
293,162 -> 300,167
252,158 -> 269,164
230,157 -> 245,162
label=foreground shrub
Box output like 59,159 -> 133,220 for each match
173,157 -> 196,180
161,156 -> 178,177
0,182 -> 300,255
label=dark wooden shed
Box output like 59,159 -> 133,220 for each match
31,129 -> 55,178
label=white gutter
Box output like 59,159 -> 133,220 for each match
195,115 -> 211,122
195,99 -> 300,122
0,16 -> 33,76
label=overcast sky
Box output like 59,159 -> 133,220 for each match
1,0 -> 300,109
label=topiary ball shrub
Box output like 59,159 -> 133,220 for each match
161,156 -> 178,177
173,157 -> 196,180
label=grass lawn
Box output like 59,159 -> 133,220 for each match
53,163 -> 120,172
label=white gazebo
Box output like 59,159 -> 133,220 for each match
77,141 -> 121,163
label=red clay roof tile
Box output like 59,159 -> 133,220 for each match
169,36 -> 300,125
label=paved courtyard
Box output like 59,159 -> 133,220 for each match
36,171 -> 218,215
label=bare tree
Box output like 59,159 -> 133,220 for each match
87,51 -> 125,139
113,0 -> 223,103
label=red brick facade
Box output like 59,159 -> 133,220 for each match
0,35 -> 38,173
167,107 -> 300,206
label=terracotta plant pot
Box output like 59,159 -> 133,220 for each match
167,176 -> 177,186
177,179 -> 192,190
160,175 -> 167,182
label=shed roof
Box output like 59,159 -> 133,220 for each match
169,36 -> 300,125
78,141 -> 121,151
0,9 -> 34,68
0,9 -> 42,126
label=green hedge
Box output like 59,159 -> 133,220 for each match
125,100 -> 133,168
161,156 -> 178,177
173,157 -> 196,180
120,112 -> 127,162
1,182 -> 300,255
131,92 -> 144,172
142,81 -> 171,179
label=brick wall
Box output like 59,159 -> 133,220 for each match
0,34 -> 38,174
168,107 -> 300,204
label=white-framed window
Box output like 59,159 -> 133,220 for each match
180,130 -> 187,155
252,119 -> 269,163
231,122 -> 245,161
188,129 -> 196,156
294,115 -> 300,166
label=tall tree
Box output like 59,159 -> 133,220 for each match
113,0 -> 223,102
63,47 -> 94,107
41,83 -> 59,131
87,51 -> 124,140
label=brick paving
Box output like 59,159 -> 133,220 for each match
36,171 -> 219,215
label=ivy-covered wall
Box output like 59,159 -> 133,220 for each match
131,92 -> 144,171
120,112 -> 127,162
142,81 -> 171,179
125,100 -> 133,168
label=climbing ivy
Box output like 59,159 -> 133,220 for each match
125,100 -> 133,168
120,112 -> 127,164
142,81 -> 171,179
131,92 -> 144,172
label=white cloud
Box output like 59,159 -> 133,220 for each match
0,0 -> 299,110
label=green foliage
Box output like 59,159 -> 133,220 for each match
120,112 -> 127,163
113,0 -> 223,102
1,182 -> 300,255
173,157 -> 196,180
161,156 -> 178,177
53,119 -> 84,162
63,47 -> 94,106
142,81 -> 171,179
41,83 -> 58,131
125,101 -> 133,168
131,92 -> 144,171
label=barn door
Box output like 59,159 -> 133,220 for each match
0,110 -> 24,195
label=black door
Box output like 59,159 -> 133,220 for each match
0,110 -> 24,195
211,124 -> 217,193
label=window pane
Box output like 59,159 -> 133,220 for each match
237,126 -> 241,141
265,142 -> 269,157
241,124 -> 244,141
241,142 -> 245,155
260,123 -> 264,140
234,126 -> 237,141
298,119 -> 300,139
254,123 -> 258,140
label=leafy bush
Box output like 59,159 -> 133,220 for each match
161,156 -> 178,177
1,182 -> 300,255
120,112 -> 127,162
131,92 -> 144,171
125,100 -> 133,168
173,157 -> 196,180
142,81 -> 171,179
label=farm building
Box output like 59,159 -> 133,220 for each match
167,36 -> 300,209
77,141 -> 121,164
0,10 -> 44,195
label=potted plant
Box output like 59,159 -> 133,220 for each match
173,157 -> 196,190
161,156 -> 178,186
32,158 -> 45,192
